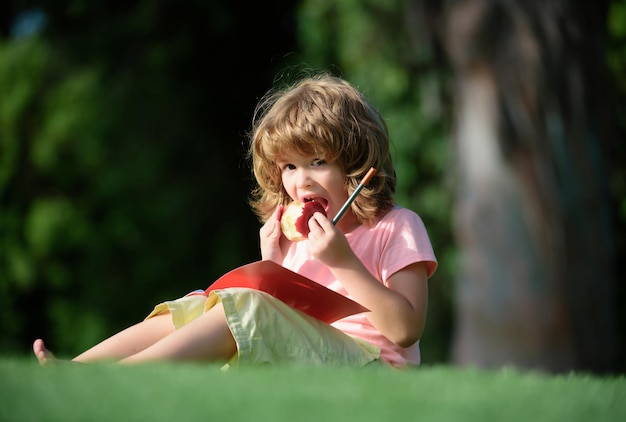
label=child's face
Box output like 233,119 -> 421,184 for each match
277,152 -> 353,227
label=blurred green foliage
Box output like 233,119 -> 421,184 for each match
607,0 -> 626,224
0,1 -> 297,357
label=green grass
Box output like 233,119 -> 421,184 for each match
1,357 -> 624,421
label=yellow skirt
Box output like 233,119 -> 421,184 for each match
145,287 -> 381,368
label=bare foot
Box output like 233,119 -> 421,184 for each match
33,339 -> 56,366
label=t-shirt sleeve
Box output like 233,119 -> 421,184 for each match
379,208 -> 438,285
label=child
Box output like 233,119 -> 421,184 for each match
33,73 -> 437,368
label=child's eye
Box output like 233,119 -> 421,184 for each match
312,159 -> 326,167
282,163 -> 296,171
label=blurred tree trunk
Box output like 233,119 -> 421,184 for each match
414,0 -> 618,372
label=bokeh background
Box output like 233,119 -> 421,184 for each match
1,0 -> 624,374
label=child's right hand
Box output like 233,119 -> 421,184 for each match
259,205 -> 287,263
305,211 -> 357,268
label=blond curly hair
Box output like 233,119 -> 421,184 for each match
248,73 -> 396,226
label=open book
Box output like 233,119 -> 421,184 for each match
193,260 -> 368,324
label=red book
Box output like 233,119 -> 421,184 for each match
196,260 -> 368,324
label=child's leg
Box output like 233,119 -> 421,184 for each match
73,313 -> 176,362
34,302 -> 237,365
120,303 -> 236,363
33,312 -> 176,365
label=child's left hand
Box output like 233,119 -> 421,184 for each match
260,205 -> 288,263
305,212 -> 356,267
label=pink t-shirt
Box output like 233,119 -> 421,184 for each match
281,206 -> 437,367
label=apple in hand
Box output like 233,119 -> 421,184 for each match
280,200 -> 327,241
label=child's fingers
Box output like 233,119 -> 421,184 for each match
308,212 -> 334,239
311,212 -> 332,230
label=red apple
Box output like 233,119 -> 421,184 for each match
280,200 -> 327,241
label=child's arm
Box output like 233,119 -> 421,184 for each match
331,257 -> 428,347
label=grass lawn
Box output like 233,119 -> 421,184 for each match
1,357 -> 624,421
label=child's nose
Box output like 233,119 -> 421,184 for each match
295,169 -> 313,188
